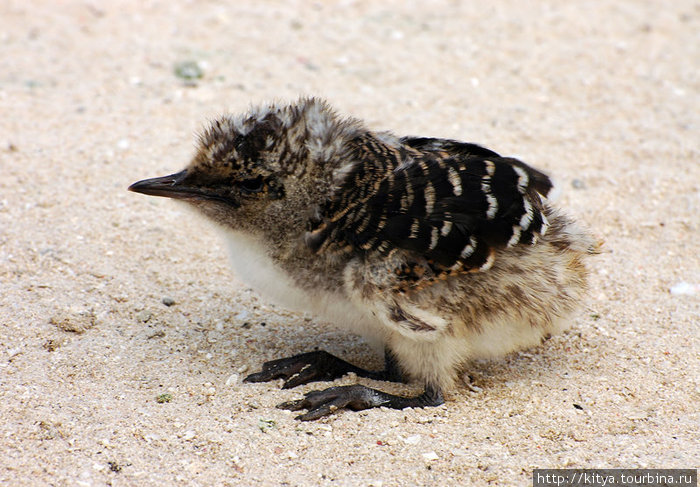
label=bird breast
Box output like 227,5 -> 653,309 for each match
222,230 -> 381,339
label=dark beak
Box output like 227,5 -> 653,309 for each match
128,170 -> 194,199
128,170 -> 239,207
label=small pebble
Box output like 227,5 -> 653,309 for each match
174,60 -> 204,83
182,430 -> 196,440
422,451 -> 439,461
571,178 -> 586,189
258,418 -> 276,433
403,434 -> 421,445
7,347 -> 22,359
162,297 -> 176,307
235,310 -> 250,321
50,307 -> 96,333
43,339 -> 63,352
136,310 -> 152,323
670,282 -> 698,296
156,393 -> 172,403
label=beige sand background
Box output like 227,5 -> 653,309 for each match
1,1 -> 698,485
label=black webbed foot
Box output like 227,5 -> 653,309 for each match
244,349 -> 405,389
278,384 -> 444,421
243,350 -> 375,389
243,349 -> 436,420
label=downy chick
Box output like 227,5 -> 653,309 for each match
129,98 -> 597,420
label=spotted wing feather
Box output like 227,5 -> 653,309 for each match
307,135 -> 552,282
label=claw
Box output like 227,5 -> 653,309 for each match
276,399 -> 306,411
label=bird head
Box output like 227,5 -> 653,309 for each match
129,98 -> 362,233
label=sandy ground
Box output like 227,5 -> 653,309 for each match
1,1 -> 698,485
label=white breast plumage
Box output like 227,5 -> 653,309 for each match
222,230 -> 379,339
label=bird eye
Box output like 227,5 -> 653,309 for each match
239,175 -> 265,194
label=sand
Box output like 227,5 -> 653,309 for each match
1,1 -> 698,485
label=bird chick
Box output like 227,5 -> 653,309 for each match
129,98 -> 597,420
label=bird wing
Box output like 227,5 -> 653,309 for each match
306,135 -> 552,285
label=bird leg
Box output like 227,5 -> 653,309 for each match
244,348 -> 404,389
244,349 -> 443,420
278,383 -> 444,421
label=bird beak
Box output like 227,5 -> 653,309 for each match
128,170 -> 193,199
128,169 -> 240,207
